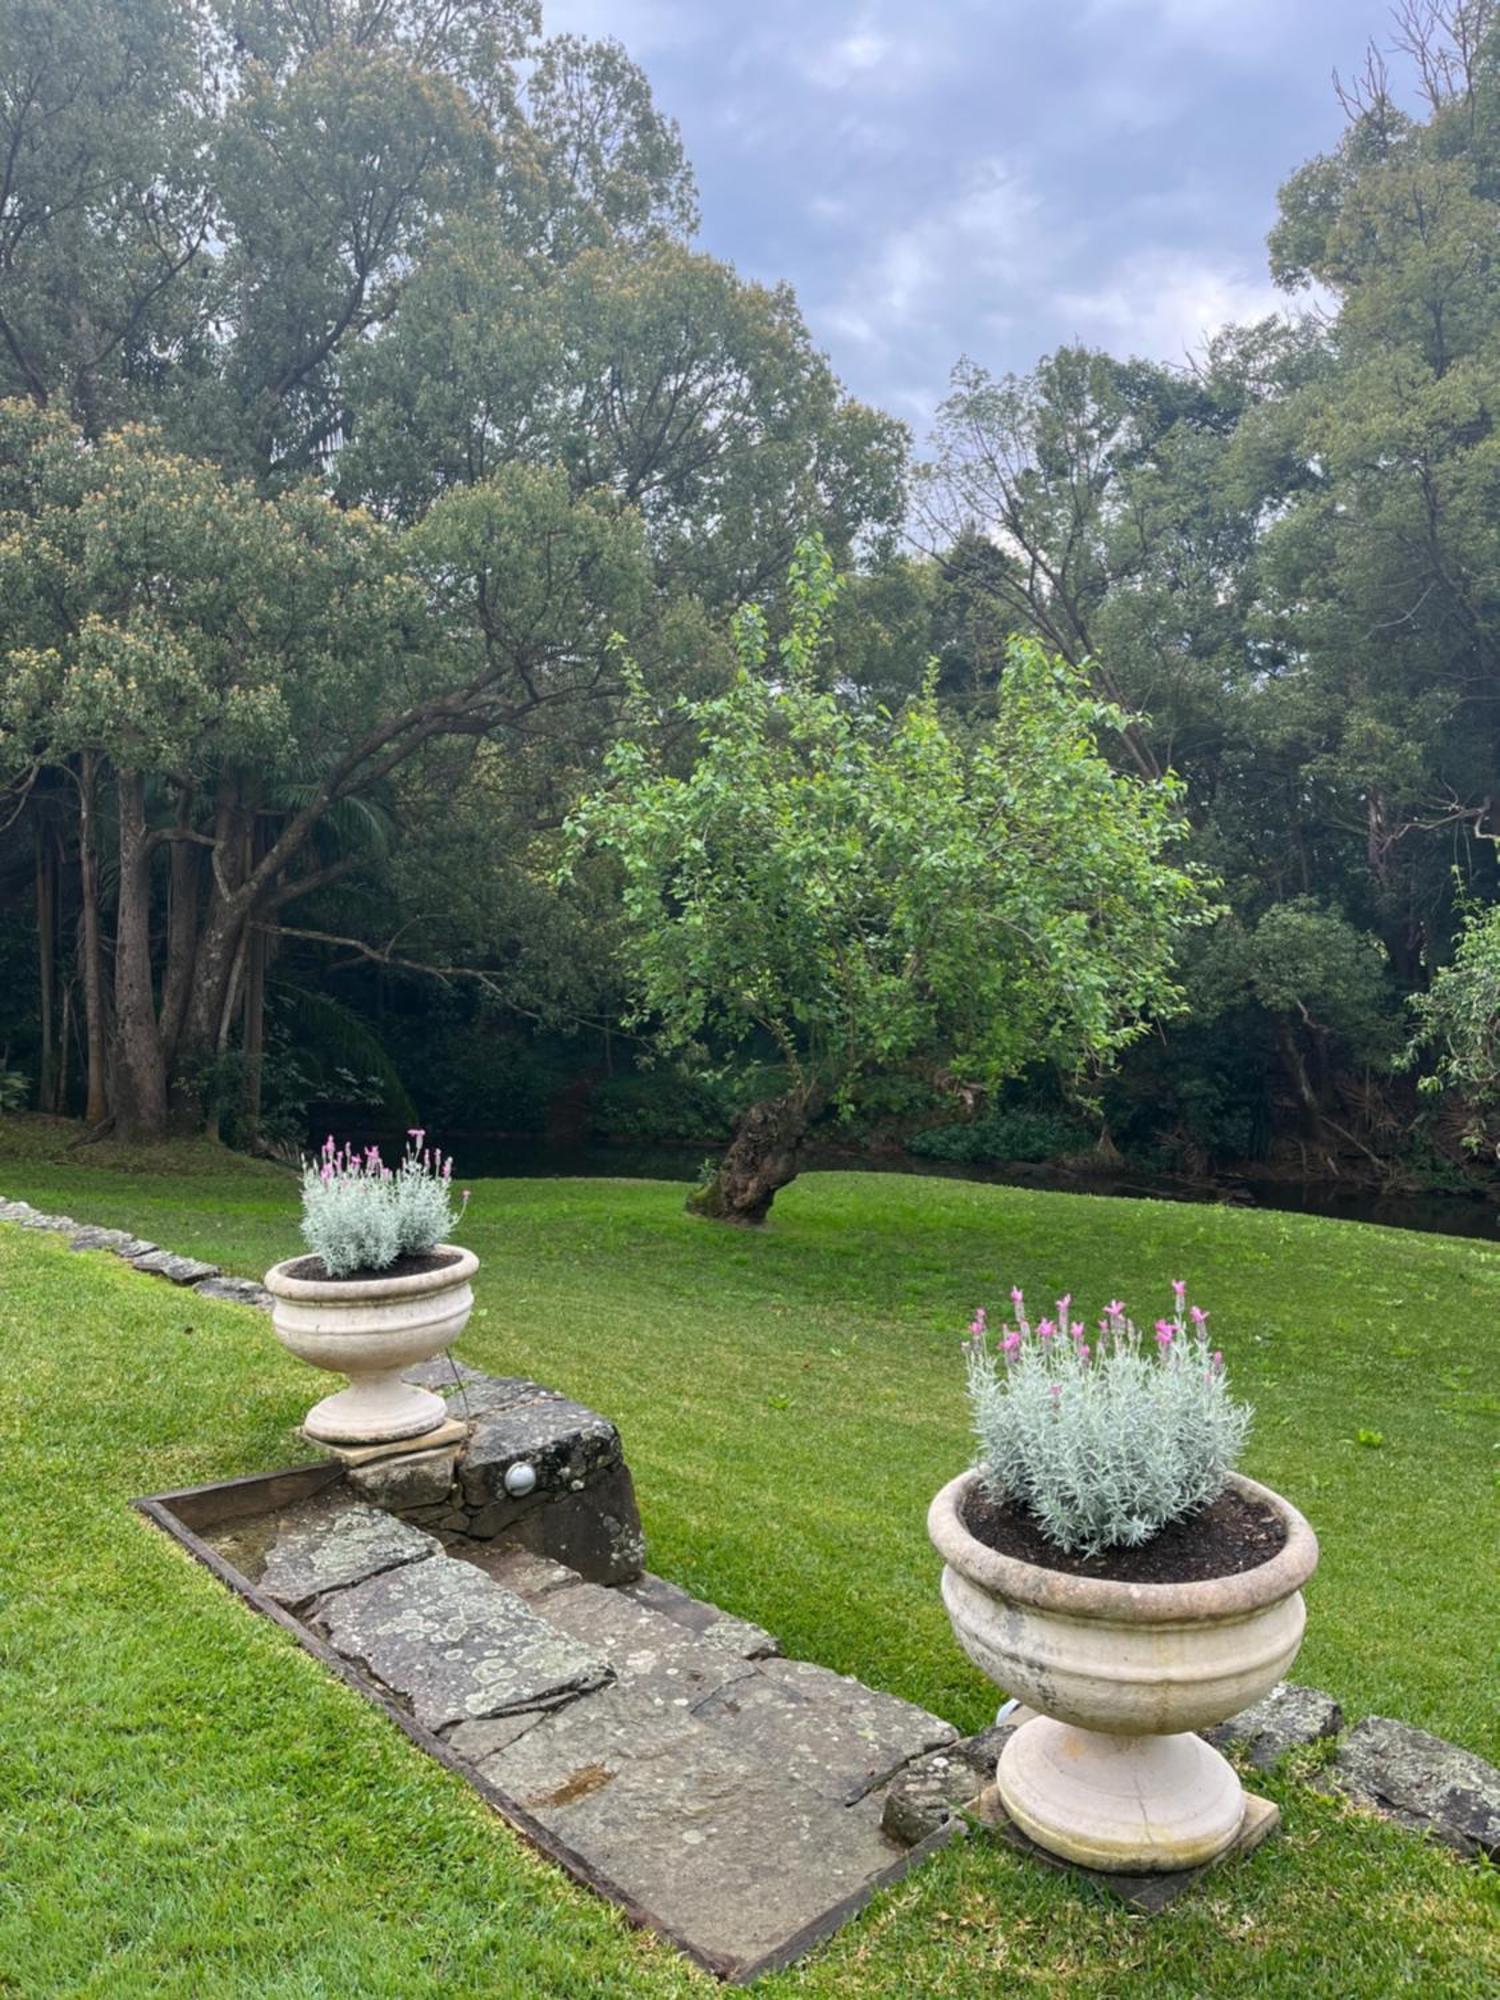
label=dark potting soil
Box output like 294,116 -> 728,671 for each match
282,1248 -> 462,1284
961,1482 -> 1287,1585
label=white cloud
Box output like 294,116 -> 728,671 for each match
1056,249 -> 1288,361
817,155 -> 1050,351
790,6 -> 956,95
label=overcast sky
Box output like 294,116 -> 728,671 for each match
545,0 -> 1384,432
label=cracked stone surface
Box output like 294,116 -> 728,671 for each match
259,1500 -> 441,1609
130,1248 -> 221,1285
112,1236 -> 159,1259
1203,1682 -> 1343,1771
19,1211 -> 76,1232
194,1274 -> 273,1309
510,1723 -> 912,1977
1329,1716 -> 1500,1859
315,1554 -> 612,1732
689,1657 -> 957,1807
881,1723 -> 1019,1845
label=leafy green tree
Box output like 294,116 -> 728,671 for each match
1406,887 -> 1500,1154
566,540 -> 1213,1221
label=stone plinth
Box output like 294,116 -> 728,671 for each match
340,1368 -> 647,1587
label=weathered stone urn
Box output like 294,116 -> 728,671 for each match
265,1246 -> 479,1445
928,1469 -> 1319,1872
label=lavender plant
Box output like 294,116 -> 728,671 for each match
299,1130 -> 469,1277
962,1284 -> 1251,1557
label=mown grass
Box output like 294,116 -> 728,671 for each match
0,1116 -> 1496,1997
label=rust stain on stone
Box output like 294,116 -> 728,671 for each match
529,1761 -> 614,1808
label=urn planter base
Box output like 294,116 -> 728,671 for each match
997,1716 -> 1246,1872
302,1374 -> 447,1446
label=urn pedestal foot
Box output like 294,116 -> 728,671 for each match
997,1716 -> 1246,1873
303,1373 -> 446,1446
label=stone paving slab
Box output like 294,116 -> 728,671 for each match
315,1553 -> 612,1732
512,1721 -> 914,1977
457,1542 -> 585,1602
259,1499 -> 442,1609
692,1657 -> 958,1807
621,1572 -> 779,1660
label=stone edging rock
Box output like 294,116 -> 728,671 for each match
0,1198 -> 271,1309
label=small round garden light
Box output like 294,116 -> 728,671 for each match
504,1461 -> 538,1498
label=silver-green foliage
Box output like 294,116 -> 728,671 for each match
298,1133 -> 466,1278
964,1292 -> 1251,1556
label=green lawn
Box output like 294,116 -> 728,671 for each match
1,1116 -> 1496,1997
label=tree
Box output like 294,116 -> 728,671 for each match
0,405 -> 653,1139
566,540 -> 1214,1222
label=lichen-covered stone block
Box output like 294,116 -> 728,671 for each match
130,1248 -> 221,1285
1330,1716 -> 1500,1859
1202,1681 -> 1342,1771
259,1500 -> 441,1609
314,1554 -> 611,1731
348,1445 -> 462,1513
881,1722 -> 1019,1845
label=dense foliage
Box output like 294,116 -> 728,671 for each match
3,1 -> 1500,1191
566,538 -> 1210,1217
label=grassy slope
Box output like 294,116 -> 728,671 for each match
0,1118 -> 1496,1997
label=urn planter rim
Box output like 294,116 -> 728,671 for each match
929,1468 -> 1318,1626
263,1243 -> 478,1303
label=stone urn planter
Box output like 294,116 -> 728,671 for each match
265,1245 -> 479,1445
928,1468 -> 1319,1872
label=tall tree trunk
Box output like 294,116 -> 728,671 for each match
57,984 -> 72,1117
240,914 -> 267,1142
160,826 -> 200,1072
111,769 -> 168,1140
76,752 -> 110,1127
34,819 -> 57,1113
170,781 -> 251,1128
687,1088 -> 821,1224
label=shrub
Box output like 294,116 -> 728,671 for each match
910,1108 -> 1092,1164
299,1129 -> 469,1277
962,1284 -> 1251,1556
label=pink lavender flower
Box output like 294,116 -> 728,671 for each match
1155,1321 -> 1174,1349
1070,1321 -> 1084,1339
1105,1300 -> 1126,1319
1190,1305 -> 1208,1326
1001,1330 -> 1022,1358
1010,1285 -> 1024,1309
1172,1278 -> 1186,1302
1036,1318 -> 1056,1341
1211,1349 -> 1223,1370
